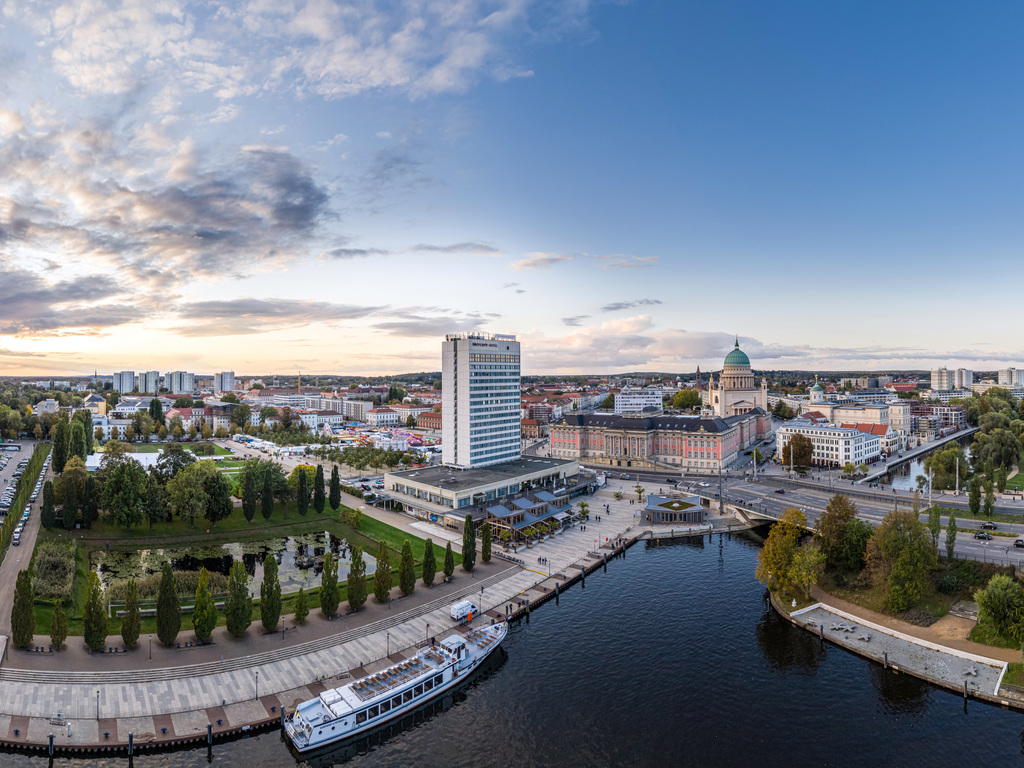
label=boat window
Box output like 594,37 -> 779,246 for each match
381,700 -> 391,713
424,678 -> 433,691
414,684 -> 423,696
403,690 -> 413,703
356,711 -> 367,724
369,705 -> 379,718
392,695 -> 402,707
434,674 -> 443,685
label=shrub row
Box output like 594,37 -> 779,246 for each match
106,569 -> 229,603
32,539 -> 76,603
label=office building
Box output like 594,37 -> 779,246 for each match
614,387 -> 663,414
112,371 -> 136,393
139,370 -> 161,393
930,368 -> 953,392
442,332 -> 521,468
167,371 -> 195,394
214,371 -> 236,393
955,369 -> 973,389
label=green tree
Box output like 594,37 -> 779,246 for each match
192,567 -> 217,643
225,561 -> 252,638
347,546 -> 367,612
62,473 -> 79,530
984,482 -> 995,518
82,475 -> 99,528
121,579 -> 141,650
320,551 -> 340,618
75,409 -> 95,454
997,466 -> 1008,493
461,514 -> 476,573
814,494 -> 859,572
970,476 -> 981,516
946,514 -> 958,560
41,480 -> 55,529
52,415 -> 70,474
156,563 -> 181,646
755,508 -> 807,596
261,554 -> 282,632
149,397 -> 165,425
928,505 -> 941,551
374,539 -> 393,603
791,542 -> 826,600
329,465 -> 341,511
422,538 -> 437,587
293,586 -> 310,624
481,522 -> 492,563
672,389 -> 701,409
261,469 -> 274,520
143,478 -> 167,530
975,574 -> 1024,639
203,469 -> 233,527
296,468 -> 308,516
443,542 -> 455,581
241,467 -> 257,523
398,540 -> 416,596
11,570 -> 35,648
865,509 -> 937,612
50,600 -> 68,650
70,419 -> 87,463
313,464 -> 326,514
83,571 -> 108,651
782,433 -> 814,467
102,457 -> 149,529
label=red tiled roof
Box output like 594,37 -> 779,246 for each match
840,423 -> 889,436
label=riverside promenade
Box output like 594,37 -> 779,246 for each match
0,480 -> 659,755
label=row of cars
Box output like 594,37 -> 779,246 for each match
0,454 -> 29,515
4,453 -> 50,547
969,521 -> 1024,548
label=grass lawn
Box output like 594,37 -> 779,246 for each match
1004,663 -> 1024,689
97,442 -> 232,455
1005,474 -> 1024,491
820,571 -> 957,625
967,616 -> 1020,650
932,506 -> 1024,527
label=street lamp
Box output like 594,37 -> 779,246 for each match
255,670 -> 259,700
96,690 -> 99,720
148,634 -> 152,661
387,631 -> 390,657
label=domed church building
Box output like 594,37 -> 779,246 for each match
705,337 -> 769,418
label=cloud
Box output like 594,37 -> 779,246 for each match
376,132 -> 392,139
562,316 -> 589,327
593,254 -> 660,269
415,241 -> 501,255
510,252 -> 573,270
601,299 -> 662,312
373,307 -> 501,337
173,298 -> 385,337
318,247 -> 390,260
315,133 -> 349,150
502,281 -> 526,294
260,125 -> 287,135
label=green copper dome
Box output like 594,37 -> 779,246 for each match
723,338 -> 750,367
810,382 -> 823,392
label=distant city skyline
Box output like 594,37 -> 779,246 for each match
2,2 -> 1024,375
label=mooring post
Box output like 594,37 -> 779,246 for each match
603,553 -> 607,572
555,582 -> 560,605
819,624 -> 823,641
964,680 -> 968,699
884,651 -> 888,669
128,732 -> 134,756
48,733 -> 54,756
207,722 -> 213,745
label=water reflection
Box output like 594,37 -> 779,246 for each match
869,662 -> 934,715
755,605 -> 826,674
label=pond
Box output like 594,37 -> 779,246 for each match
91,531 -> 377,596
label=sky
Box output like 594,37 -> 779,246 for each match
2,0 -> 1024,377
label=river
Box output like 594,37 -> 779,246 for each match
7,529 -> 1024,768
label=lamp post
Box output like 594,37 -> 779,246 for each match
148,634 -> 152,661
426,623 -> 430,645
255,670 -> 259,700
387,631 -> 390,657
96,690 -> 99,720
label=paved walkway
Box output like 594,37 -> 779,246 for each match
0,478 -> 649,751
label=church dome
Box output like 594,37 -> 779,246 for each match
723,338 -> 750,368
810,382 -> 823,393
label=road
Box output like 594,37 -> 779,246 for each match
0,440 -> 45,634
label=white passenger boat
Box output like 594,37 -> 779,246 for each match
285,622 -> 508,752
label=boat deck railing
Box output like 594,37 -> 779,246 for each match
351,657 -> 430,702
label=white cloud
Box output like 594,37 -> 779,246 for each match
510,252 -> 572,270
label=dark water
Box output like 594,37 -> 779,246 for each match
10,530 -> 1024,768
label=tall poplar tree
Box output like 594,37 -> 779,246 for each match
62,474 -> 79,530
11,570 -> 35,648
50,600 -> 68,650
329,465 -> 341,511
121,579 -> 141,650
320,551 -> 340,618
443,542 -> 455,581
461,514 -> 476,572
156,563 -> 181,646
374,540 -> 393,603
481,523 -> 492,563
347,546 -> 367,612
946,515 -> 958,561
225,560 -> 253,638
83,572 -> 108,651
70,420 -> 87,463
313,464 -> 325,514
52,415 -> 70,474
293,587 -> 309,624
192,567 -> 217,643
242,468 -> 256,523
261,554 -> 282,632
261,470 -> 274,520
296,469 -> 308,516
41,480 -> 55,529
398,540 -> 415,596
421,539 -> 436,587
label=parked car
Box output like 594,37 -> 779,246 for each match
980,522 -> 997,530
974,531 -> 993,540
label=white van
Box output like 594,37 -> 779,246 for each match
449,600 -> 479,621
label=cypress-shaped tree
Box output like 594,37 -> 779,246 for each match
82,475 -> 99,527
314,464 -> 325,514
296,469 -> 308,516
11,570 -> 35,648
156,562 -> 181,646
422,538 -> 437,587
374,540 -> 393,603
946,514 -> 958,561
443,542 -> 455,581
347,545 -> 367,612
320,551 -> 340,618
969,476 -> 981,516
293,586 -> 310,624
398,540 -> 415,596
62,476 -> 79,530
242,468 -> 256,523
261,470 -> 274,520
461,514 -> 476,572
985,483 -> 995,517
192,567 -> 217,643
50,600 -> 68,650
41,480 -> 55,529
329,465 -> 341,511
52,416 -> 69,475
225,560 -> 252,638
121,578 -> 141,649
83,571 -> 108,651
261,554 -> 282,632
481,522 -> 492,563
70,420 -> 87,463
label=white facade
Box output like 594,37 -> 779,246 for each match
139,370 -> 161,393
112,371 -> 136,393
366,408 -> 399,428
214,371 -> 236,392
777,422 -> 881,467
614,387 -> 663,414
930,368 -> 953,391
442,332 -> 521,468
167,371 -> 195,394
343,399 -> 372,422
955,369 -> 973,389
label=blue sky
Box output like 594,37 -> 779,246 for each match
1,0 -> 1022,376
